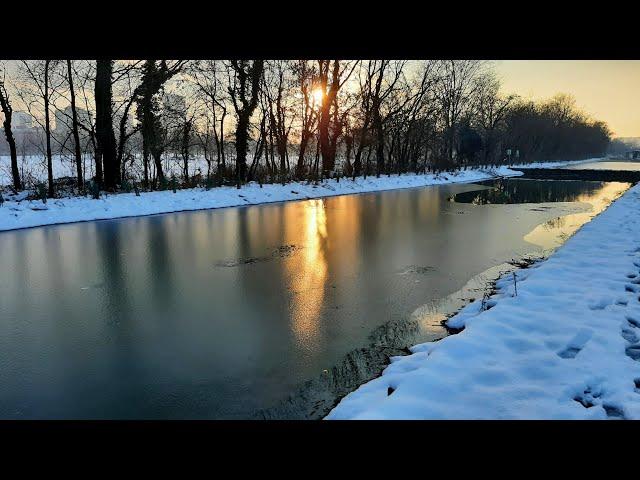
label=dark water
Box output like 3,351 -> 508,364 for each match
567,160 -> 640,171
0,179 -> 629,419
452,178 -> 611,205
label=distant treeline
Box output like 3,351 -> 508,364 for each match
0,60 -> 611,196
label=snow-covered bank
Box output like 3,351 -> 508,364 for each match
327,183 -> 640,420
508,157 -> 605,169
0,166 -> 519,232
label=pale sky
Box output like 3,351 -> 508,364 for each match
495,60 -> 640,138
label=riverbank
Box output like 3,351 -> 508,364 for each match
326,183 -> 640,420
0,166 -> 521,232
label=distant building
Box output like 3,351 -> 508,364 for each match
54,106 -> 91,136
12,111 -> 33,130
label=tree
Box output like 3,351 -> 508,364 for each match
292,60 -> 319,178
192,60 -> 229,183
227,60 -> 264,188
112,60 -> 143,183
66,60 -> 84,189
135,60 -> 186,188
365,60 -> 406,177
263,60 -> 295,183
316,60 -> 358,175
0,64 -> 21,191
473,73 -> 515,166
95,60 -> 119,190
58,60 -> 100,185
18,60 -> 57,197
434,60 -> 484,167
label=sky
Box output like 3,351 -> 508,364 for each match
495,60 -> 640,138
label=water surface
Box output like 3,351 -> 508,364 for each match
0,178 -> 629,418
567,160 -> 640,171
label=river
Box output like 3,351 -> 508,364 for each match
0,178 -> 630,418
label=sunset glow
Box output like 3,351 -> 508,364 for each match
312,87 -> 324,105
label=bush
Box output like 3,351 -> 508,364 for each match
36,182 -> 48,204
121,179 -> 133,193
86,181 -> 100,200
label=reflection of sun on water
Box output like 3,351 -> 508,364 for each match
524,182 -> 629,251
289,199 -> 328,350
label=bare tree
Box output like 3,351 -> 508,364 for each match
473,73 -> 516,165
434,60 -> 484,167
226,60 -> 264,188
135,60 -> 187,188
192,60 -> 229,183
0,63 -> 21,191
262,60 -> 296,183
292,60 -> 319,178
66,60 -> 84,189
112,60 -> 143,183
95,60 -> 119,190
18,60 -> 59,197
316,60 -> 358,175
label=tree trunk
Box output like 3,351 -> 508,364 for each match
95,60 -> 118,191
67,60 -> 83,190
116,96 -> 136,179
5,122 -> 20,191
373,109 -> 384,178
235,113 -> 249,188
0,88 -> 21,191
319,105 -> 333,173
44,60 -> 54,198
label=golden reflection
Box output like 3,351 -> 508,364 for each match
524,182 -> 630,251
287,199 -> 328,350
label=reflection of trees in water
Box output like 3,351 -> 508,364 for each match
455,179 -> 607,205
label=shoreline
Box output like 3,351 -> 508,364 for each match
326,182 -> 640,420
0,157 -> 607,233
259,257 -> 542,420
0,166 -> 520,233
262,188 -> 623,420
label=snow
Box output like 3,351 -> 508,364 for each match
0,166 -> 520,232
507,157 -> 606,169
0,154 -> 96,186
326,183 -> 640,420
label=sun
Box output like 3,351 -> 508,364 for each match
312,87 -> 324,105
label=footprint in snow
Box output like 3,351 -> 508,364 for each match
626,344 -> 640,361
588,297 -> 612,310
573,385 -> 601,408
557,328 -> 593,359
573,386 -> 627,419
626,316 -> 640,328
621,327 -> 639,343
603,404 -> 626,419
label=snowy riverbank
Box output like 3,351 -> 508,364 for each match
0,166 -> 521,232
509,157 -> 605,169
327,183 -> 640,420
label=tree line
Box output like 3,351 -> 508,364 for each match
0,60 -> 612,197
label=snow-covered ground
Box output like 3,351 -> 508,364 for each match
0,154 -> 604,186
0,166 -> 520,232
327,183 -> 640,420
509,157 -> 605,169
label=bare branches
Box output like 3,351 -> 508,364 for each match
0,59 -> 613,192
